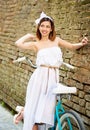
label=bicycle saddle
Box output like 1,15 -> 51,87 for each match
52,83 -> 77,94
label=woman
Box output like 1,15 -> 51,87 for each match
14,12 -> 88,130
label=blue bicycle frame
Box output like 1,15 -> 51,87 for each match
50,96 -> 73,130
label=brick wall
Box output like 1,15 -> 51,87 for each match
0,0 -> 90,129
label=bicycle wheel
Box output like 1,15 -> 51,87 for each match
56,110 -> 85,130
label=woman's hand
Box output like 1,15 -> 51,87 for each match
81,37 -> 88,46
28,33 -> 36,41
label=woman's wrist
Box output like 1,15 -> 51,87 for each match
27,33 -> 36,40
73,42 -> 84,50
79,42 -> 84,47
25,33 -> 32,39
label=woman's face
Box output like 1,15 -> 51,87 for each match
39,21 -> 52,38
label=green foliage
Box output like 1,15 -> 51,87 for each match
11,109 -> 16,115
1,101 -> 6,107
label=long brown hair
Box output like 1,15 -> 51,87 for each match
36,17 -> 56,41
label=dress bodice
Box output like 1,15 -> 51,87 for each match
36,46 -> 63,67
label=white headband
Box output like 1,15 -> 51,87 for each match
35,12 -> 53,25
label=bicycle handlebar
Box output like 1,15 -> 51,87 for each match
13,56 -> 37,68
13,56 -> 75,69
13,56 -> 26,63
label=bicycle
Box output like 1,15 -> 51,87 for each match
13,57 -> 86,130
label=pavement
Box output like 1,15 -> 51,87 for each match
0,105 -> 23,130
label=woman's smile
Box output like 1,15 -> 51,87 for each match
42,30 -> 48,35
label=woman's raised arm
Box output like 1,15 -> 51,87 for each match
15,34 -> 37,50
58,37 -> 88,50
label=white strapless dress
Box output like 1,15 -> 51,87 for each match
23,46 -> 63,130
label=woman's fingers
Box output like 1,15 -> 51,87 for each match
81,37 -> 88,45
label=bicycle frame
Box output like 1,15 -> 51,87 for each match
51,96 -> 73,130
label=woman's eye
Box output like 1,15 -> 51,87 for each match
46,26 -> 50,28
40,25 -> 44,27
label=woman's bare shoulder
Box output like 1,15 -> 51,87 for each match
54,36 -> 61,46
55,36 -> 62,41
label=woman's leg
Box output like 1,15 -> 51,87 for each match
32,124 -> 38,130
14,110 -> 23,124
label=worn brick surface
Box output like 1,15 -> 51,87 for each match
0,0 -> 90,128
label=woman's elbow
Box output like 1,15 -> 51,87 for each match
15,42 -> 19,47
